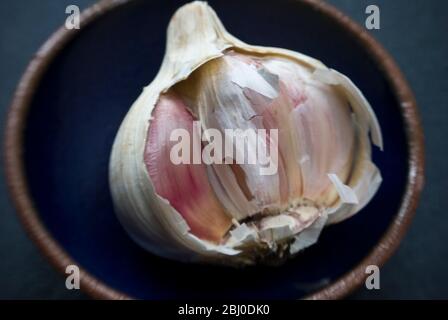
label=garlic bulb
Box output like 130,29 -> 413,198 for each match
109,1 -> 383,265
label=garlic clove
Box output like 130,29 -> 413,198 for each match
144,93 -> 232,242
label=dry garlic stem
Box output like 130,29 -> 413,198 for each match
109,1 -> 383,265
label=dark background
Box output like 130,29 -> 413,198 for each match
0,0 -> 447,299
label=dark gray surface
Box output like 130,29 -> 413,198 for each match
0,0 -> 447,299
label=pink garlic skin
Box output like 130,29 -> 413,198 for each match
261,57 -> 355,204
145,52 -> 356,243
231,53 -> 355,207
144,94 -> 232,242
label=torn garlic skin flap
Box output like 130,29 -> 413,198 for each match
109,1 -> 383,265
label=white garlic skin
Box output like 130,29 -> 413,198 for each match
109,1 -> 383,265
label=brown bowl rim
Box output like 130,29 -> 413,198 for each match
4,0 -> 425,300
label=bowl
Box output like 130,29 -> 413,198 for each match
4,0 -> 424,299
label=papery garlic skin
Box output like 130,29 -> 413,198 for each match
144,93 -> 233,243
109,1 -> 383,265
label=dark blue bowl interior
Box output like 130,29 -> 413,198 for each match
24,0 -> 408,299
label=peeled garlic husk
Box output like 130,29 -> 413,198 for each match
109,1 -> 383,265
